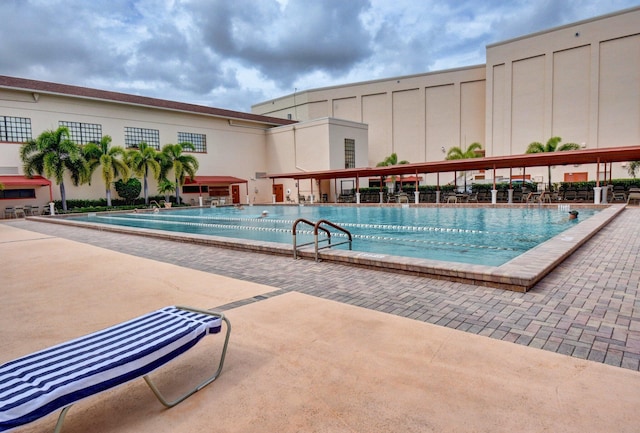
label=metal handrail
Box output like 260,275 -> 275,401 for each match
313,219 -> 352,261
293,218 -> 330,259
292,218 -> 352,261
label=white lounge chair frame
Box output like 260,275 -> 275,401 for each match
0,306 -> 231,433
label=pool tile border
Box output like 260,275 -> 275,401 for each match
29,204 -> 625,292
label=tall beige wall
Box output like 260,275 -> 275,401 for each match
254,7 -> 640,185
486,7 -> 640,181
253,66 -> 487,168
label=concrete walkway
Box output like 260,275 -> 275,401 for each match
2,209 -> 640,432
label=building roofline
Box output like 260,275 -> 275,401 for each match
252,64 -> 486,108
487,5 -> 640,49
0,75 -> 296,127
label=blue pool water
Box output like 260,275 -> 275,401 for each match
73,206 -> 598,266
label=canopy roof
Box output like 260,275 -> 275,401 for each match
184,176 -> 248,185
268,146 -> 640,181
0,175 -> 51,187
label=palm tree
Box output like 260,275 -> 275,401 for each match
445,142 -> 483,191
627,161 -> 640,178
83,135 -> 130,206
158,142 -> 199,205
376,152 -> 410,191
526,137 -> 580,191
19,126 -> 86,211
127,142 -> 161,205
157,178 -> 176,203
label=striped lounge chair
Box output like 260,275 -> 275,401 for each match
0,306 -> 231,432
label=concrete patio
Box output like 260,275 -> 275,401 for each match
2,215 -> 640,432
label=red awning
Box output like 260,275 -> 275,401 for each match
0,175 -> 51,187
184,176 -> 248,185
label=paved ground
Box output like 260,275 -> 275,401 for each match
5,207 -> 640,371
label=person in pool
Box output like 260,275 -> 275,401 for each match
568,210 -> 579,220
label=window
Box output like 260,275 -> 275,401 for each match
0,188 -> 36,199
59,121 -> 102,144
183,185 -> 208,194
0,116 -> 32,142
178,132 -> 207,153
125,127 -> 160,149
344,138 -> 355,169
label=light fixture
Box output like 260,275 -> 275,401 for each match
441,147 -> 446,153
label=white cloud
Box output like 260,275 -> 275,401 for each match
0,0 -> 638,112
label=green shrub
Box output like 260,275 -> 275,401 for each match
114,178 -> 141,204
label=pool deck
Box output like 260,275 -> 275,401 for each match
2,206 -> 640,432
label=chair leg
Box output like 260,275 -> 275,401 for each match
143,314 -> 231,408
53,405 -> 73,433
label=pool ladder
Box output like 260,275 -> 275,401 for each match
292,218 -> 352,262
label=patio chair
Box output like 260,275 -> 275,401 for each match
14,206 -> 25,218
3,207 -> 16,219
23,205 -> 37,216
0,306 -> 231,433
627,188 -> 640,206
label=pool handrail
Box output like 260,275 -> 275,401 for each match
313,219 -> 352,262
292,218 -> 330,259
292,218 -> 352,261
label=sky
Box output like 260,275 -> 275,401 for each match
0,0 -> 638,113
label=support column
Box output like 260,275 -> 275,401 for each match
593,186 -> 602,204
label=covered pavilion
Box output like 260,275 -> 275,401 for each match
184,175 -> 248,205
268,146 -> 640,204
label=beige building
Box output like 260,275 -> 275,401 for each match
253,6 -> 640,186
0,78 -> 367,211
1,6 -> 638,213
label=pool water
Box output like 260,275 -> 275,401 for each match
75,206 -> 597,266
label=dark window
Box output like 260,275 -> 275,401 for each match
182,185 -> 208,194
344,138 -> 355,169
125,127 -> 160,149
178,132 -> 207,153
0,116 -> 32,142
59,121 -> 102,144
0,188 -> 36,199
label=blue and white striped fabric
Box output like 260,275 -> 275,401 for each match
0,306 -> 221,432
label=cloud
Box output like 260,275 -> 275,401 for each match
0,0 -> 637,112
189,0 -> 373,88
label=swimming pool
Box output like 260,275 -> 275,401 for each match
72,205 -> 599,266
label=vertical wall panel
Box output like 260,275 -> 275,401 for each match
598,34 -> 640,147
392,89 -> 421,163
552,45 -> 590,144
425,84 -> 456,161
511,55 -> 545,152
460,80 -> 486,150
332,97 -> 359,122
362,93 -> 389,165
